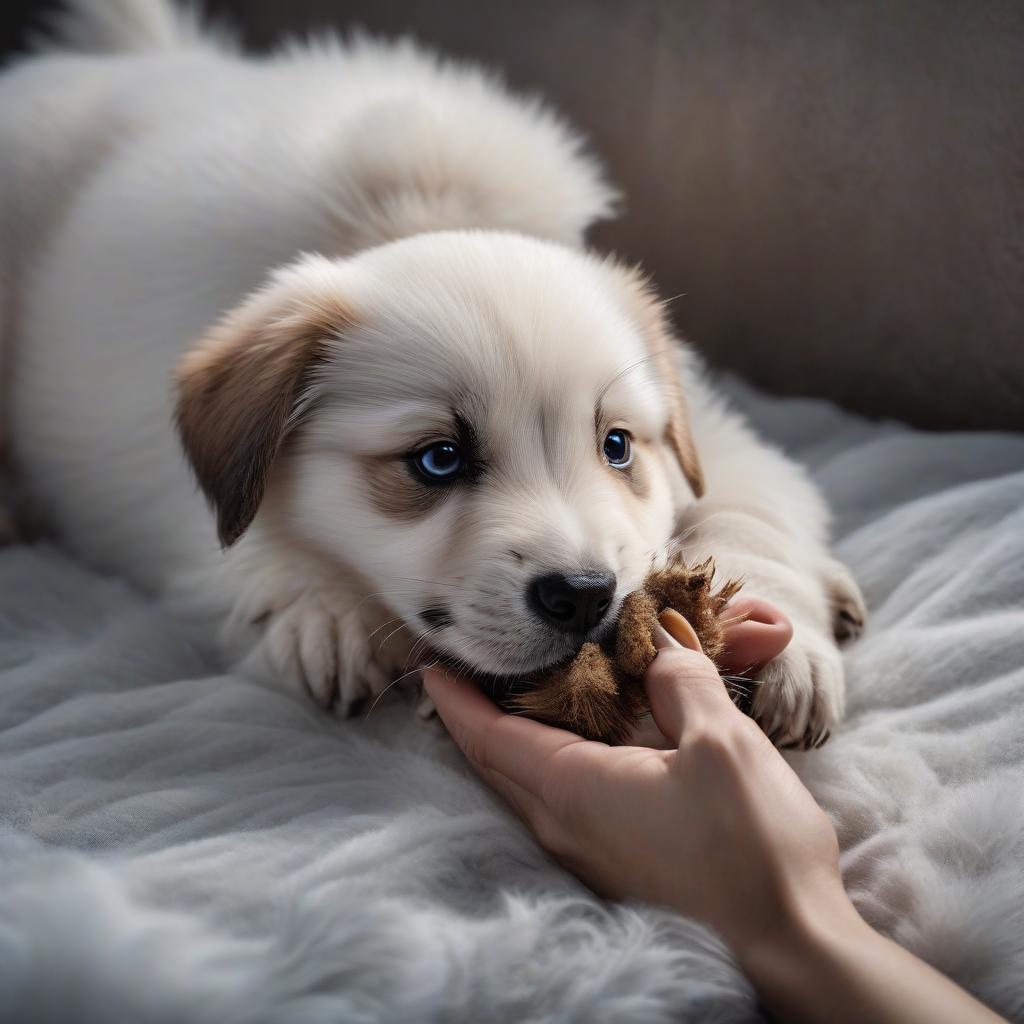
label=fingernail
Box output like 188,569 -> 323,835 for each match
658,609 -> 703,652
652,622 -> 682,650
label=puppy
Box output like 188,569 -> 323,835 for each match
1,0 -> 864,747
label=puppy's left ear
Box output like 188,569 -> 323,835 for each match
618,270 -> 705,499
175,257 -> 355,547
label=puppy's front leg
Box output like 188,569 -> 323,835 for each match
253,593 -> 393,714
219,543 -> 405,716
677,396 -> 866,748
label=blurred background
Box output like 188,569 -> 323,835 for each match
4,0 -> 1022,430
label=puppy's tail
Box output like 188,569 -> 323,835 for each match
42,0 -> 234,55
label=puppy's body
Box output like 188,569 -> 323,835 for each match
1,0 -> 863,746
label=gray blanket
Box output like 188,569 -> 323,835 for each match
2,385 -> 1023,1023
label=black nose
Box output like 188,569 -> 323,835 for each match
528,571 -> 617,634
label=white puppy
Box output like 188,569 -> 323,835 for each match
0,0 -> 863,747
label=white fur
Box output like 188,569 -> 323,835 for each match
1,0 -> 858,745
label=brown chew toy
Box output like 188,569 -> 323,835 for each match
505,558 -> 742,744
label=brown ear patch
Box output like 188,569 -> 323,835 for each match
175,274 -> 355,547
616,267 -> 705,499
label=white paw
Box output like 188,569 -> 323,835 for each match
750,629 -> 845,750
414,690 -> 446,736
823,557 -> 867,644
263,596 -> 392,715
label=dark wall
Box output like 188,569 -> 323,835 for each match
5,1 -> 1023,430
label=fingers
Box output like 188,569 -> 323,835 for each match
423,667 -> 589,800
645,598 -> 791,746
643,646 -> 736,745
719,597 -> 792,675
624,715 -> 676,749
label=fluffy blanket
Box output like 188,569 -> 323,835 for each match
2,385 -> 1022,1023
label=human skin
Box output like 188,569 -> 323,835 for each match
423,598 -> 1004,1024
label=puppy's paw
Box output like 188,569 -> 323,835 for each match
750,630 -> 845,750
263,596 -> 392,715
823,557 -> 867,644
414,690 -> 447,736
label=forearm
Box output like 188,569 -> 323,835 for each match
740,896 -> 1005,1024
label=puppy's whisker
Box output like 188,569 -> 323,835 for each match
671,510 -> 739,547
442,637 -> 484,682
366,615 -> 408,641
365,663 -> 433,718
353,590 -> 429,613
377,619 -> 412,652
405,623 -> 449,669
383,574 -> 472,590
596,353 -> 661,403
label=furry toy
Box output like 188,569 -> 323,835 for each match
502,558 -> 743,744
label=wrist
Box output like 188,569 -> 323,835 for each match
734,887 -> 876,1022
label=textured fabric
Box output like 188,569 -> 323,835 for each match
1,386 -> 1022,1023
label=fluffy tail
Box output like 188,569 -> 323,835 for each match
43,0 -> 233,54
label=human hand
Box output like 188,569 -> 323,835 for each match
424,600 -> 1007,1024
422,597 -> 849,962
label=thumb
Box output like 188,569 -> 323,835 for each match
719,597 -> 793,675
644,622 -> 735,745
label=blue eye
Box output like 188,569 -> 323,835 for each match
603,429 -> 632,467
413,441 -> 464,482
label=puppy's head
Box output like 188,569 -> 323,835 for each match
176,232 -> 703,677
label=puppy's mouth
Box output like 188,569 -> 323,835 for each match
418,609 -> 619,690
424,652 -> 570,705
